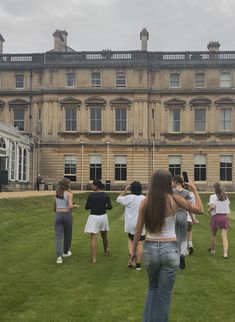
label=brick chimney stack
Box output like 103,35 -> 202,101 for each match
53,30 -> 68,52
0,34 -> 5,54
140,28 -> 149,51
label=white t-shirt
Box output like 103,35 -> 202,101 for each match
187,191 -> 195,222
208,194 -> 230,216
116,194 -> 145,235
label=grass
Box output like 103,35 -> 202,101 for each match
0,193 -> 234,322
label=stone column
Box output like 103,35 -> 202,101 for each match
133,101 -> 139,139
52,101 -> 58,138
142,100 -> 148,139
42,101 -> 48,138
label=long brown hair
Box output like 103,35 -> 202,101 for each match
144,169 -> 173,233
214,183 -> 227,201
56,178 -> 71,199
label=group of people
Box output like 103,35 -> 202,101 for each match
53,170 -> 230,322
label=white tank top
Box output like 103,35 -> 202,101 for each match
146,215 -> 176,241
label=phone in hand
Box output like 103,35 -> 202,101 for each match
182,171 -> 189,183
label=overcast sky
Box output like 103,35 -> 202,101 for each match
0,0 -> 235,53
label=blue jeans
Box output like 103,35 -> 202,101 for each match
143,241 -> 179,322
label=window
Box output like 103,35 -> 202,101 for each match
220,109 -> 231,131
220,72 -> 231,88
91,72 -> 101,87
170,73 -> 180,88
195,73 -> 205,88
90,108 -> 102,131
169,109 -> 180,132
10,142 -> 16,180
116,72 -> 126,87
169,155 -> 181,177
66,73 -> 76,87
115,155 -> 127,181
65,108 -> 77,131
115,108 -> 127,131
15,75 -> 24,88
64,155 -> 76,181
90,155 -> 102,180
23,149 -> 27,181
18,147 -> 22,181
220,155 -> 232,181
13,109 -> 24,131
194,154 -> 206,181
194,109 -> 206,132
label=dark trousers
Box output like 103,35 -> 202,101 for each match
55,212 -> 73,256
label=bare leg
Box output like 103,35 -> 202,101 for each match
101,231 -> 109,255
90,233 -> 97,263
128,239 -> 134,257
221,229 -> 228,257
136,241 -> 143,264
210,229 -> 217,251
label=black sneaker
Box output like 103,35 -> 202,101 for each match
189,247 -> 193,255
136,263 -> 141,271
179,255 -> 186,269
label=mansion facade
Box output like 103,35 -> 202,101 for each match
0,29 -> 235,190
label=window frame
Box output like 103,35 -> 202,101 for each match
116,71 -> 126,87
194,154 -> 207,181
115,155 -> 127,181
13,108 -> 25,131
115,107 -> 127,132
66,73 -> 76,87
195,72 -> 205,88
90,107 -> 102,132
169,73 -> 180,88
91,72 -> 101,87
220,155 -> 232,181
168,109 -> 181,133
220,72 -> 232,88
194,108 -> 206,132
219,108 -> 232,132
64,155 -> 77,182
65,107 -> 77,132
15,74 -> 25,89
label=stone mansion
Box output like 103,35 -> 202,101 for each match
0,29 -> 235,190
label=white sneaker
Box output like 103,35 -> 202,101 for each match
63,251 -> 72,257
56,256 -> 63,264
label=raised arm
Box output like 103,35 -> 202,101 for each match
174,180 -> 204,214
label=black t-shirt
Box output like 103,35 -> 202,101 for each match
85,192 -> 113,215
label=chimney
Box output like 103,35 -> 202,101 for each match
53,29 -> 68,52
0,34 -> 5,54
140,28 -> 149,51
207,41 -> 220,52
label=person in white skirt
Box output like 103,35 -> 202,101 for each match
84,180 -> 113,263
116,181 -> 145,270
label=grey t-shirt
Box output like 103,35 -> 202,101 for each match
173,188 -> 191,215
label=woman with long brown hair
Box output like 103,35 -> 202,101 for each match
131,169 -> 203,322
208,183 -> 230,259
53,178 -> 77,264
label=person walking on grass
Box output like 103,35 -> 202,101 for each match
131,169 -> 203,322
208,183 -> 230,259
84,180 -> 113,264
53,178 -> 78,264
172,175 -> 192,269
116,181 -> 145,271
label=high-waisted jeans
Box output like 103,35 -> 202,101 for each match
143,241 -> 179,322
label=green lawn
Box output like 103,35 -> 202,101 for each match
0,193 -> 234,322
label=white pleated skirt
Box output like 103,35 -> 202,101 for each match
84,214 -> 109,233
